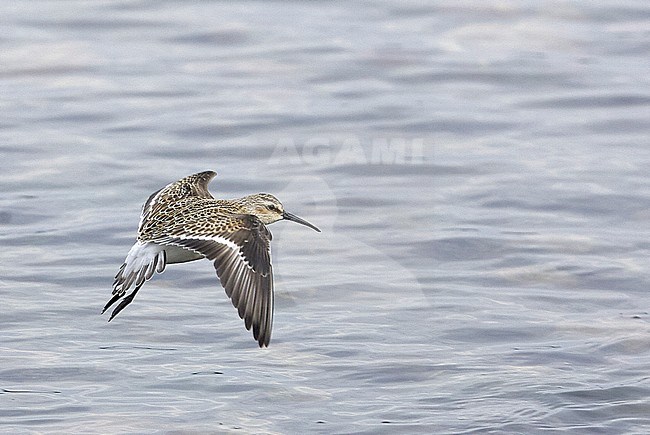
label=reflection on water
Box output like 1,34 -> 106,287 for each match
1,1 -> 649,433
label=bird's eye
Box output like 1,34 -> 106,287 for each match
267,204 -> 277,211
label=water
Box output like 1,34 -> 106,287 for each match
1,1 -> 649,433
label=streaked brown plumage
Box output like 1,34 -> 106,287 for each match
102,170 -> 320,347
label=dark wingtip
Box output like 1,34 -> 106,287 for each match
258,338 -> 269,348
102,293 -> 122,315
252,324 -> 270,348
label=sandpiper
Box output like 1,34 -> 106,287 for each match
102,170 -> 320,347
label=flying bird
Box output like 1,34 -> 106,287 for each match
102,170 -> 320,347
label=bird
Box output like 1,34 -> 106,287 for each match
102,170 -> 320,347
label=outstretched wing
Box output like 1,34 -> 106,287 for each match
156,213 -> 274,348
105,171 -> 217,321
102,241 -> 168,321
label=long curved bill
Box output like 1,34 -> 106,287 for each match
283,211 -> 321,232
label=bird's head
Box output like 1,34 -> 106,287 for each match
238,193 -> 321,232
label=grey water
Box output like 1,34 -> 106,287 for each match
1,1 -> 649,433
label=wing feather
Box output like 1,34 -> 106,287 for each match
158,216 -> 274,347
103,241 -> 168,319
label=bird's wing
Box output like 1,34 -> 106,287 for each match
103,241 -> 168,320
156,214 -> 274,347
106,171 -> 217,320
139,171 -> 217,232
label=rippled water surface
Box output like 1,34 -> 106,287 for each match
1,1 -> 649,433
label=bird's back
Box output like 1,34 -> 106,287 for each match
136,171 -> 247,241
